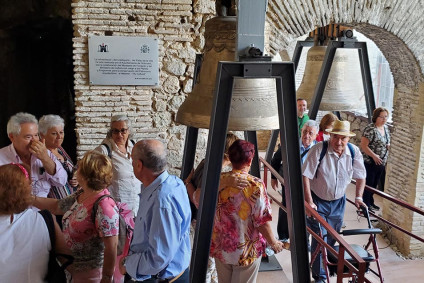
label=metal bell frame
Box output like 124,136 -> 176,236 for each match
265,37 -> 377,164
180,59 -> 310,283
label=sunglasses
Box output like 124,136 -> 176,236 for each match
111,128 -> 129,135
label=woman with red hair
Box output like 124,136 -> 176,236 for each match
0,163 -> 70,282
210,140 -> 288,283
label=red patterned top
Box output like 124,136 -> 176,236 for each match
59,188 -> 119,271
210,170 -> 272,266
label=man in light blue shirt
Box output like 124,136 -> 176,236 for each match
119,139 -> 191,282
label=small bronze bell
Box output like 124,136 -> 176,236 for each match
176,16 -> 279,130
296,45 -> 366,111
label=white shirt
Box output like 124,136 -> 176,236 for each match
95,138 -> 141,215
302,142 -> 366,201
0,209 -> 51,283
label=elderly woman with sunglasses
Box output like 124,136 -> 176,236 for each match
95,115 -> 140,216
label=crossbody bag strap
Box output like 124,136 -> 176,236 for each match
39,210 -> 74,268
101,143 -> 112,159
300,148 -> 310,159
39,210 -> 56,249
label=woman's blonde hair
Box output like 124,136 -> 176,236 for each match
223,132 -> 239,161
0,164 -> 32,214
77,151 -> 113,191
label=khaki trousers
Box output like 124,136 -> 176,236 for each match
215,257 -> 261,283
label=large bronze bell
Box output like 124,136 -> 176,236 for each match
296,45 -> 366,111
176,16 -> 279,130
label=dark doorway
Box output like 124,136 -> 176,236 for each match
0,1 -> 76,161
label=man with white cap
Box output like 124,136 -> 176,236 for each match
301,120 -> 366,283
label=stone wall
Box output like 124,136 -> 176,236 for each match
72,0 -> 215,174
72,0 -> 424,255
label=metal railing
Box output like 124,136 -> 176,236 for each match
261,157 -> 376,283
350,180 -> 424,243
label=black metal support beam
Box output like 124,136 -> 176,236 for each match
180,52 -> 203,181
292,39 -> 314,72
179,126 -> 198,180
266,39 -> 314,164
308,40 -> 376,120
190,62 -> 237,283
274,64 -> 311,283
245,131 -> 260,178
190,61 -> 310,283
265,129 -> 279,163
309,40 -> 344,119
193,54 -> 203,85
355,42 -> 376,122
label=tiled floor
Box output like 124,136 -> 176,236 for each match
257,183 -> 424,283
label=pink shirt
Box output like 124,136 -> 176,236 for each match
59,189 -> 119,271
0,144 -> 67,197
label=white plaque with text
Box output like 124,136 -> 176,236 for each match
88,36 -> 159,85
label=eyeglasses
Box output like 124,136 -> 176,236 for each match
111,128 -> 129,135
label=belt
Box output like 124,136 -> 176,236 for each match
168,269 -> 185,283
125,269 -> 185,283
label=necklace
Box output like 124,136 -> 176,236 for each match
78,189 -> 102,203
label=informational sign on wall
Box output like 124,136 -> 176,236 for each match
88,36 -> 159,86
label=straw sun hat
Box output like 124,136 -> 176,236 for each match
325,120 -> 356,137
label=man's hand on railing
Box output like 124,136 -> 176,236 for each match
306,201 -> 317,217
270,240 -> 285,254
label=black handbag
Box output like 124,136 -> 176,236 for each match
39,210 -> 74,283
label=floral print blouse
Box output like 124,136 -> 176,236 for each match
362,123 -> 390,165
58,188 -> 119,271
210,170 -> 272,266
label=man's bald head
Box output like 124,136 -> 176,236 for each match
133,139 -> 167,174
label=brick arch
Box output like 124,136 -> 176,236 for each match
267,0 -> 424,74
266,1 -> 424,256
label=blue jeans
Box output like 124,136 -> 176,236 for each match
124,268 -> 189,283
308,193 -> 346,280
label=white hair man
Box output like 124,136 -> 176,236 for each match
0,112 -> 67,197
302,120 -> 366,283
270,119 -> 319,241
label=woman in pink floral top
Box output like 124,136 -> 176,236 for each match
210,140 -> 286,283
33,151 -> 119,283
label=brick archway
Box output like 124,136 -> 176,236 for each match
266,1 -> 424,256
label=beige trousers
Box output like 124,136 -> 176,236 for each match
215,257 -> 261,283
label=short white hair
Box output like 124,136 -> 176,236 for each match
302,119 -> 319,133
110,114 -> 131,127
107,115 -> 133,138
7,112 -> 38,136
39,115 -> 65,135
